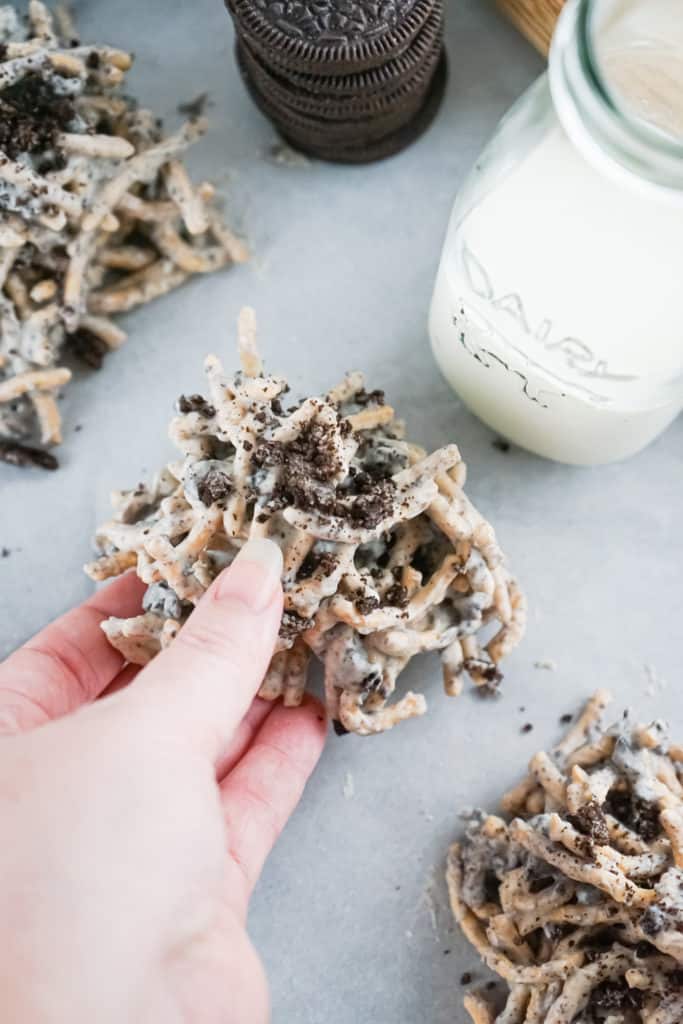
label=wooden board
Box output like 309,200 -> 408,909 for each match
497,0 -> 565,55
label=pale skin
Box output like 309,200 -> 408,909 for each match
0,539 -> 327,1023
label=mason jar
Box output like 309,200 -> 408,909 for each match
429,0 -> 683,465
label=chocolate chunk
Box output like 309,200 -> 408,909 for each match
347,478 -> 395,529
255,414 -> 396,528
640,905 -> 665,937
355,594 -> 380,616
0,441 -> 58,470
177,393 -> 216,417
177,92 -> 210,117
353,387 -> 386,407
567,799 -> 610,846
66,328 -> 109,370
464,658 -> 502,686
604,789 -> 661,841
459,972 -> 472,985
197,467 -> 232,506
521,722 -> 533,734
491,438 -> 511,453
332,719 -> 350,737
299,549 -> 338,579
0,73 -> 75,162
587,979 -> 643,1012
384,581 -> 408,608
279,610 -> 315,642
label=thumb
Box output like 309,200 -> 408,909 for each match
129,538 -> 284,762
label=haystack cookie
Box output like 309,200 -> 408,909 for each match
447,691 -> 683,1022
0,1 -> 247,468
85,308 -> 525,736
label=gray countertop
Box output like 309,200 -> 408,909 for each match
2,1 -> 682,1021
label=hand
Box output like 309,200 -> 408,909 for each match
0,539 -> 326,1024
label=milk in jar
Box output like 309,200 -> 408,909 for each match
429,0 -> 683,465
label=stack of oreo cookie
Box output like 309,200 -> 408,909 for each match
226,0 -> 446,163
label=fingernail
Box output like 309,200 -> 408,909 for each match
216,538 -> 283,612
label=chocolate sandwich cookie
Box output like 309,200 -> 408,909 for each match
241,48 -> 448,163
225,0 -> 447,162
252,0 -> 444,85
237,6 -> 443,119
253,0 -> 443,91
236,28 -> 442,123
226,0 -> 436,75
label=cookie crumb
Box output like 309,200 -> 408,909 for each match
534,658 -> 557,671
177,92 -> 210,118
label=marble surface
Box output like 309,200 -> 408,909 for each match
2,1 -> 682,1021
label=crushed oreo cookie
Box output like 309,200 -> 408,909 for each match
0,73 -> 75,162
66,328 -> 110,370
196,467 -> 232,507
279,609 -> 315,642
0,441 -> 58,470
604,789 -> 661,842
177,394 -> 216,417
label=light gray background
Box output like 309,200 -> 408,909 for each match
1,1 -> 682,1021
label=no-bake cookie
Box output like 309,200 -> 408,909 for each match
0,1 -> 247,468
447,691 -> 683,1022
85,309 -> 525,735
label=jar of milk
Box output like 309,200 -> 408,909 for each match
430,0 -> 683,464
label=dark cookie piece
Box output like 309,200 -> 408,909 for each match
177,394 -> 216,417
66,328 -> 110,370
226,0 -> 436,75
0,73 -> 75,162
0,441 -> 58,470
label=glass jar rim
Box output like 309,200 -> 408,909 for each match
550,0 -> 683,193
580,0 -> 683,157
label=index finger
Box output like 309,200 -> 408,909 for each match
130,539 -> 284,764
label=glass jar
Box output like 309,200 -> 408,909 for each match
429,0 -> 683,465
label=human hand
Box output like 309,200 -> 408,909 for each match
0,539 -> 327,1023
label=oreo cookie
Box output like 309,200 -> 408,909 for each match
241,48 -> 448,164
227,0 -> 436,74
236,34 -> 441,129
237,7 -> 443,119
226,0 -> 447,163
